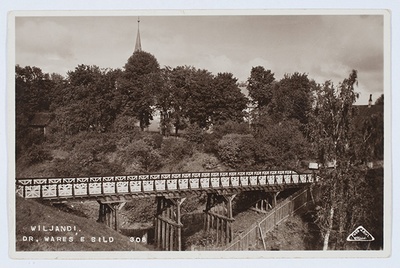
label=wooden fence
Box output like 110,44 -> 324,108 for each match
223,187 -> 312,251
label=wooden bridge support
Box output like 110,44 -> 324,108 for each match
251,191 -> 271,214
271,191 -> 280,208
97,202 -> 122,231
154,197 -> 185,251
204,193 -> 236,245
251,191 -> 280,214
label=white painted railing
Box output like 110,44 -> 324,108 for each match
16,170 -> 317,199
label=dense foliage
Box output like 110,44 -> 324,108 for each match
16,54 -> 383,173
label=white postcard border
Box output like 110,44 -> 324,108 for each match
6,8 -> 393,261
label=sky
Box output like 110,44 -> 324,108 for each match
15,14 -> 385,105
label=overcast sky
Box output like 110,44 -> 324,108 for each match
15,14 -> 384,105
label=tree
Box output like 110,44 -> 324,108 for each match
156,67 -> 174,136
156,66 -> 192,136
15,65 -> 54,156
252,117 -> 310,169
247,66 -> 275,108
48,72 -> 67,111
352,94 -> 384,164
183,68 -> 215,129
166,66 -> 198,135
309,70 -> 368,250
54,65 -> 121,134
15,65 -> 53,112
118,51 -> 161,131
211,73 -> 249,125
157,67 -> 248,133
375,94 -> 383,105
124,51 -> 160,79
270,72 -> 314,125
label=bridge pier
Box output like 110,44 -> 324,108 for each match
251,191 -> 271,214
251,191 -> 280,213
154,196 -> 185,251
97,202 -> 122,231
271,191 -> 280,208
204,193 -> 236,245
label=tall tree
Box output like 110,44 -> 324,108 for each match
48,72 -> 67,111
211,73 -> 249,125
117,51 -> 161,131
270,72 -> 313,125
309,70 -> 367,250
167,66 -> 196,135
54,65 -> 121,134
158,67 -> 248,133
252,116 -> 310,169
246,66 -> 275,108
156,66 -> 192,135
15,65 -> 54,155
184,68 -> 215,129
15,65 -> 53,114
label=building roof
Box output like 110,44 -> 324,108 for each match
30,112 -> 52,127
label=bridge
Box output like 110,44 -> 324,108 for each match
16,169 -> 317,251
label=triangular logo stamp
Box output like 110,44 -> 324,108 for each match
346,226 -> 375,241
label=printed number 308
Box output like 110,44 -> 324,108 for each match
130,237 -> 146,243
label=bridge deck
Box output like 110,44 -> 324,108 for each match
16,170 -> 317,201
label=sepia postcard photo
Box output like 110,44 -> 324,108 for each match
7,9 -> 391,259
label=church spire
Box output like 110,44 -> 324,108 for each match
134,17 -> 142,52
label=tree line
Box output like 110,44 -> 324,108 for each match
16,51 -> 324,142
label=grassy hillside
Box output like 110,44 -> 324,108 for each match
15,196 -> 149,251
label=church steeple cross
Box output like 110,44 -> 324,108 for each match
134,17 -> 142,52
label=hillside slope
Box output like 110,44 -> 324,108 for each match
15,196 -> 149,251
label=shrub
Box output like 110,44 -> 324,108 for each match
183,124 -> 205,144
204,121 -> 251,155
50,133 -> 122,176
253,119 -> 311,168
160,137 -> 194,162
201,154 -> 220,170
122,140 -> 162,172
212,120 -> 251,137
203,133 -> 219,154
217,134 -> 256,169
26,144 -> 53,165
111,114 -> 140,135
115,136 -> 132,151
142,132 -> 163,149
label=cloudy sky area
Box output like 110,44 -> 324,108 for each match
15,14 -> 384,105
